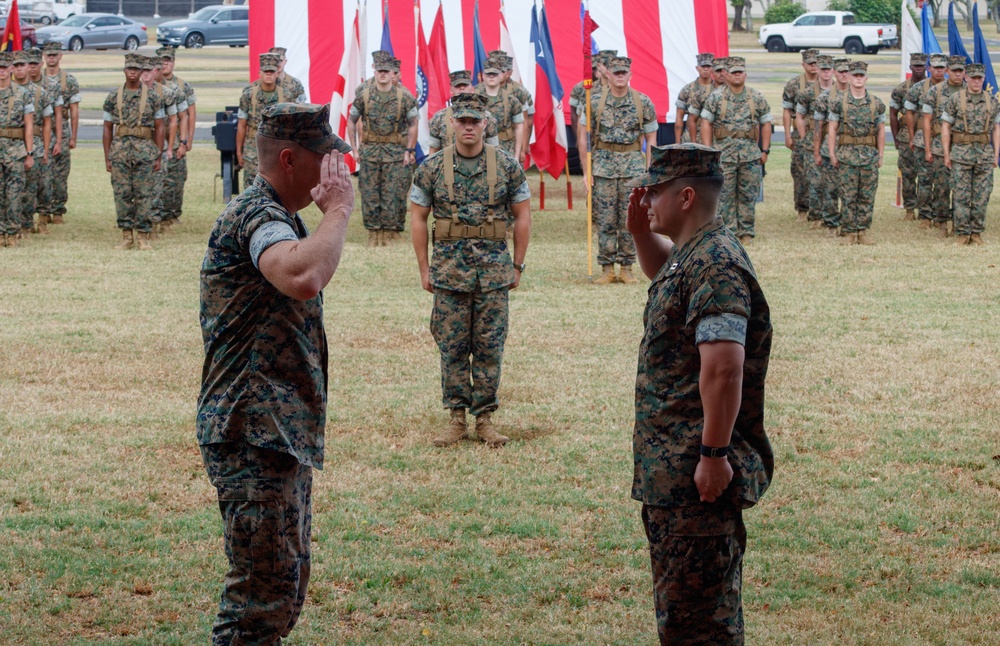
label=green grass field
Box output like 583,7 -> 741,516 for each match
0,38 -> 998,645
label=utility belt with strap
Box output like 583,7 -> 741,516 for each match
713,127 -> 757,141
837,134 -> 877,146
433,219 -> 508,241
497,126 -> 515,142
931,123 -> 942,137
0,127 -> 24,139
362,131 -> 404,145
595,140 -> 642,152
951,132 -> 990,144
116,125 -> 153,139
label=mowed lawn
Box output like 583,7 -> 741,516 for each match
1,40 -> 999,645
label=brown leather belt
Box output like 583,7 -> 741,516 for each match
497,127 -> 515,142
116,125 -> 153,139
714,127 -> 757,141
362,132 -> 404,144
0,127 -> 24,139
951,132 -> 989,144
595,140 -> 642,152
433,219 -> 507,241
838,134 -> 876,146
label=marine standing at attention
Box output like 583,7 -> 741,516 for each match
237,53 -> 289,190
428,70 -> 499,154
782,49 -> 819,222
674,53 -> 716,144
890,53 -> 927,222
0,51 -> 34,249
39,41 -> 79,229
409,93 -> 531,448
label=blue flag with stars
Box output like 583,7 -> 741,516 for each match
973,2 -> 998,97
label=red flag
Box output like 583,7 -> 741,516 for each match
428,1 -> 450,111
2,0 -> 23,52
582,2 -> 597,80
330,2 -> 364,172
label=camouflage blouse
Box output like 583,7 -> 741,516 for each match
504,79 -> 534,115
0,84 -> 34,163
828,89 -> 886,166
889,77 -> 916,144
903,78 -> 943,149
588,89 -> 658,178
811,85 -> 847,157
921,80 -> 966,156
701,86 -> 773,164
942,89 -> 1000,165
17,81 -> 53,156
280,72 -> 306,102
676,80 -> 713,116
350,82 -> 419,162
102,85 -> 166,163
428,105 -> 499,149
410,145 -> 530,292
198,176 -> 328,469
633,219 -> 773,508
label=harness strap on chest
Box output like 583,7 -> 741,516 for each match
594,88 -> 643,144
250,83 -> 284,121
442,143 -> 499,224
444,107 -> 454,146
717,89 -> 758,140
117,84 -> 148,127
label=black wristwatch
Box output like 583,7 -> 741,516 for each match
760,148 -> 770,154
700,444 -> 729,458
515,262 -> 526,272
179,139 -> 188,146
406,147 -> 416,153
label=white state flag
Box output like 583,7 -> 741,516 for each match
900,0 -> 922,81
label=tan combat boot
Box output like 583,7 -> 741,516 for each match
593,265 -> 616,285
366,230 -> 378,248
115,229 -> 134,250
953,234 -> 970,245
738,235 -> 752,245
970,233 -> 985,245
825,226 -> 839,238
386,230 -> 401,244
618,266 -> 638,284
903,209 -> 915,221
136,231 -> 153,251
475,413 -> 509,447
378,230 -> 388,247
938,222 -> 950,238
797,210 -> 807,222
839,232 -> 858,245
856,231 -> 875,245
809,220 -> 823,230
5,233 -> 18,247
51,214 -> 64,225
918,219 -> 931,229
433,409 -> 468,447
36,215 -> 50,235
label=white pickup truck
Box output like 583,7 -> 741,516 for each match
3,1 -> 86,25
759,11 -> 898,55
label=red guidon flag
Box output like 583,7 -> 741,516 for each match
2,0 -> 23,52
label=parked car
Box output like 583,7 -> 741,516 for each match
157,4 -> 248,49
3,1 -> 86,25
35,13 -> 147,51
0,16 -> 36,48
758,11 -> 899,55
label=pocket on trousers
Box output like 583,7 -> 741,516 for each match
217,478 -> 286,575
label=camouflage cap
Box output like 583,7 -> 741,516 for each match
626,143 -> 723,188
909,52 -> 928,65
156,45 -> 177,60
372,49 -> 393,71
258,103 -> 352,155
42,41 -> 63,52
697,52 -> 715,67
140,55 -> 156,71
607,56 -> 632,73
449,70 -> 473,87
450,92 -> 488,119
712,57 -> 728,71
597,50 -> 617,65
834,57 -> 851,72
269,46 -> 287,60
848,61 -> 868,75
389,56 -> 402,72
124,53 -> 144,69
259,53 -> 281,72
929,54 -> 948,68
801,48 -> 820,64
25,49 -> 42,64
483,55 -> 503,75
488,49 -> 513,71
12,51 -> 27,65
947,55 -> 967,70
816,54 -> 834,69
727,56 -> 746,73
0,51 -> 13,67
966,63 -> 986,78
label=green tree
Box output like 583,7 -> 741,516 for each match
765,0 -> 806,24
732,0 -> 748,32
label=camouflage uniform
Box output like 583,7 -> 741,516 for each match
149,76 -> 180,228
103,67 -> 166,234
891,77 -> 919,211
570,78 -> 603,116
428,105 -> 499,148
829,83 -> 886,235
810,83 -> 848,229
630,145 -> 773,644
351,81 -> 418,233
783,53 -> 820,214
0,72 -> 33,242
675,80 -> 714,144
793,60 -> 832,223
701,66 -> 772,239
238,82 -> 287,190
905,67 -> 946,223
279,73 -> 306,102
158,47 -> 195,225
474,84 -> 524,158
16,72 -> 55,234
40,49 -> 80,222
409,124 -> 530,417
942,82 -> 1000,237
921,70 -> 966,227
587,68 -> 657,269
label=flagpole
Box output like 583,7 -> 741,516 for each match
565,159 -> 572,209
539,168 -> 545,210
582,0 -> 594,281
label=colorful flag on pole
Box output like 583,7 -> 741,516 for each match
380,0 -> 394,55
921,1 -> 943,54
471,0 -> 488,86
428,1 -> 450,108
415,0 -> 444,163
530,1 -> 568,178
972,3 -> 998,97
580,1 -> 598,57
499,1 -> 521,83
1,0 -> 23,52
900,0 -> 921,81
947,1 -> 971,63
330,2 -> 364,172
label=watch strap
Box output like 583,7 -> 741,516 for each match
700,444 -> 729,458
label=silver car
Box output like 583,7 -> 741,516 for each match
156,5 -> 249,49
35,13 -> 148,52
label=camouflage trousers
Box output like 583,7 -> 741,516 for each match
719,160 -> 761,238
815,155 -> 841,228
951,161 -> 993,235
242,158 -> 259,191
431,287 -> 509,417
360,158 -> 413,232
838,163 -> 879,234
111,155 -> 156,233
926,153 -> 952,224
642,504 -> 747,646
802,140 -> 822,222
161,153 -> 187,221
0,158 -> 25,235
593,176 -> 637,267
201,441 -> 313,646
21,152 -> 46,230
791,133 -> 811,213
151,161 -> 166,224
897,143 -> 918,210
915,148 -> 937,222
39,148 -> 70,217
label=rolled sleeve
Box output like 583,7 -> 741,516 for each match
512,112 -> 525,124
695,313 -> 748,346
642,121 -> 659,134
427,135 -> 441,148
759,113 -> 774,125
700,110 -> 715,123
903,100 -> 918,111
103,111 -> 115,122
795,103 -> 807,115
409,184 -> 432,207
511,180 -> 530,204
249,221 -> 298,269
827,112 -> 841,123
68,93 -> 82,105
237,108 -> 248,119
781,100 -> 795,110
406,107 -> 419,120
154,108 -> 166,120
921,104 -> 934,114
889,98 -> 901,110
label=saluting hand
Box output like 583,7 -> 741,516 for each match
626,188 -> 651,238
311,151 -> 355,219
